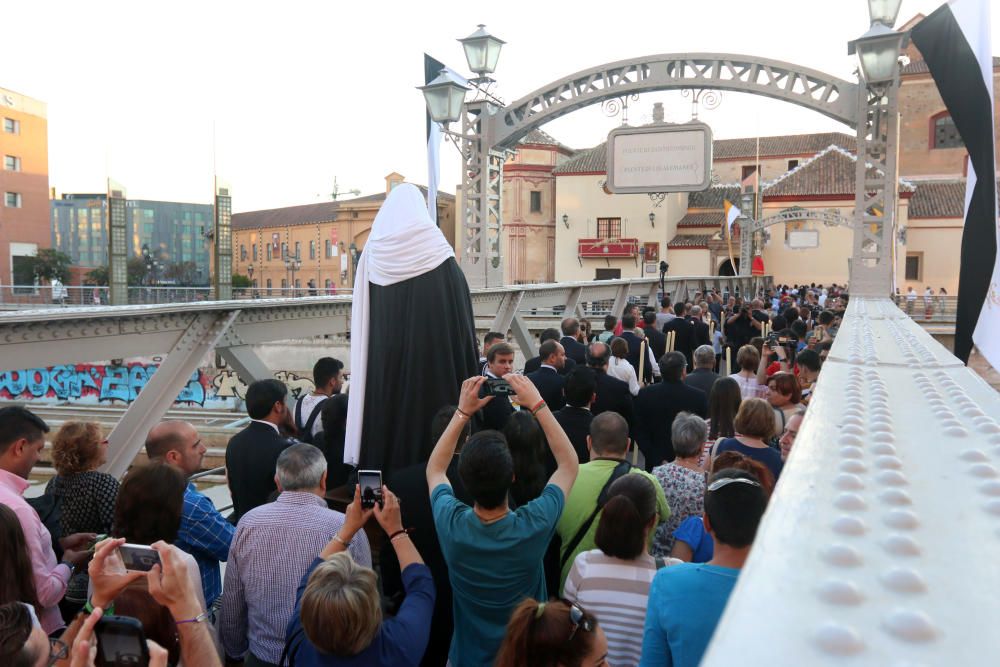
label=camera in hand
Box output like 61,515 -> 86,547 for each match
117,544 -> 161,572
485,377 -> 515,396
358,470 -> 383,509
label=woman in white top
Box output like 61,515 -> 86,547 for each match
607,337 -> 641,396
564,474 -> 679,667
730,344 -> 768,399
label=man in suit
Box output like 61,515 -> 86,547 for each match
689,305 -> 712,349
662,301 -> 698,370
526,340 -> 567,411
620,314 -> 654,384
524,328 -> 577,375
634,351 -> 709,471
642,311 -> 667,372
551,366 -> 597,466
560,317 -> 587,364
475,342 -> 516,432
381,406 -> 471,667
685,344 -> 720,397
585,341 -> 635,434
225,379 -> 296,523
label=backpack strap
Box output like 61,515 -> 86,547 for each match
302,398 -> 328,439
560,460 -> 633,568
294,396 -> 305,431
655,556 -> 666,570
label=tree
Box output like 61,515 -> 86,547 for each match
232,273 -> 252,288
163,261 -> 198,285
84,266 -> 108,286
28,249 -> 73,282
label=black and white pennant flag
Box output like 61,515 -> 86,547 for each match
911,0 -> 998,367
424,53 -> 446,225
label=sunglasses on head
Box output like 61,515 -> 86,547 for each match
534,601 -> 596,643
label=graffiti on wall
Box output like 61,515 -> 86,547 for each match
0,363 -> 315,407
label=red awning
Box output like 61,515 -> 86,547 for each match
751,256 -> 765,276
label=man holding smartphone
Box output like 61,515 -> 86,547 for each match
428,374 -> 579,666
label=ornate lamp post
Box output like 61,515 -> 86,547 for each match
419,25 -> 507,289
847,0 -> 906,296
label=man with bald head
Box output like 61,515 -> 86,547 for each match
145,420 -> 235,609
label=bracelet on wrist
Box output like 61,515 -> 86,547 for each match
388,528 -> 412,542
530,400 -> 547,416
175,610 -> 209,626
455,408 -> 471,420
332,533 -> 351,549
84,598 -> 114,616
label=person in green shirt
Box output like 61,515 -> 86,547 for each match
556,411 -> 670,592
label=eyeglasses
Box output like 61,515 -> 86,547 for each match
707,477 -> 762,492
47,638 -> 68,667
566,601 -> 595,642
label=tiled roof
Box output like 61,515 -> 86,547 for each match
678,211 -> 724,228
519,128 -> 573,152
232,185 -> 454,230
713,133 -> 856,160
554,132 -> 858,175
688,185 -> 742,210
762,146 -> 915,198
902,56 -> 1000,75
553,141 -> 607,174
667,233 -> 713,249
908,180 -> 965,218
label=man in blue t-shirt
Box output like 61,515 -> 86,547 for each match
428,374 -> 580,667
640,469 -> 768,667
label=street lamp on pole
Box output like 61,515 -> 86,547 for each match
283,253 -> 301,296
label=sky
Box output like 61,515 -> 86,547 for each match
5,0 -> 997,213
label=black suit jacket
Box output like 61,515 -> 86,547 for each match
523,355 -> 576,376
663,317 -> 698,367
526,366 -> 566,412
644,326 -> 667,364
591,370 -> 635,434
381,458 -> 469,667
692,320 -> 712,349
225,421 -> 293,524
634,380 -> 709,470
684,368 -> 720,397
560,336 -> 587,364
620,331 -> 654,384
552,406 -> 593,468
474,378 -> 514,432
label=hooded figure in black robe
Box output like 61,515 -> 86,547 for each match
344,184 -> 478,473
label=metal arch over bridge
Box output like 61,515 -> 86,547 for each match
458,50 -> 899,296
492,53 -> 860,148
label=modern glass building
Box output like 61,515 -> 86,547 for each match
52,194 -> 213,283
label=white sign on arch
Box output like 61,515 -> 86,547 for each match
605,122 -> 713,194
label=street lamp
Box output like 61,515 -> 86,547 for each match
458,24 -> 505,80
418,70 -> 472,124
283,253 -> 301,296
648,212 -> 656,228
866,0 -> 902,27
849,23 -> 907,85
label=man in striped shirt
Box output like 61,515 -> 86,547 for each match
219,443 -> 371,667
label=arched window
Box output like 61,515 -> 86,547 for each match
930,111 -> 962,149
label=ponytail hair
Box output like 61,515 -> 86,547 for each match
594,474 -> 658,559
495,599 -> 599,667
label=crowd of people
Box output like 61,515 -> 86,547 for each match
0,283 -> 840,667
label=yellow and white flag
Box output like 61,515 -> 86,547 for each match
724,200 -> 741,233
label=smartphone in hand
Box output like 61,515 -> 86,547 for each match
358,470 -> 383,510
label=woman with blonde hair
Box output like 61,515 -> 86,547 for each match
45,421 -> 119,617
710,397 -> 783,481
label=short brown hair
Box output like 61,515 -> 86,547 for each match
610,337 -> 629,359
487,342 -> 515,364
594,474 -> 657,559
51,422 -> 102,476
301,553 -> 382,656
767,371 -> 802,404
736,344 -> 760,372
733,397 -> 775,441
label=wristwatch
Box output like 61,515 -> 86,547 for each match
61,560 -> 76,576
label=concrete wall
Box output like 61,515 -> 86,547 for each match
667,248 -> 711,277
901,218 -> 963,294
